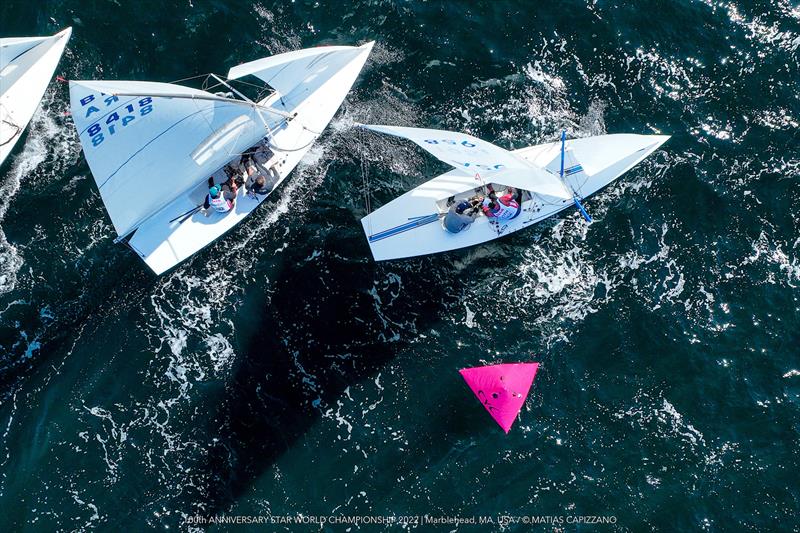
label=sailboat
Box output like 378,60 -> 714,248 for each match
0,27 -> 72,168
70,42 -> 374,274
359,125 -> 669,261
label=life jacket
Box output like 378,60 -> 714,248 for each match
208,194 -> 232,213
486,195 -> 519,220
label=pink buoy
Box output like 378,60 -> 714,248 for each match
459,363 -> 539,433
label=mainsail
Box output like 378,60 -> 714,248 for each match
69,80 -> 278,238
361,125 -> 571,200
1,28 -> 71,166
0,36 -> 50,73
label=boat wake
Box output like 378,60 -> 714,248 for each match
0,104 -> 60,295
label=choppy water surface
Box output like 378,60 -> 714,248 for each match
0,1 -> 798,530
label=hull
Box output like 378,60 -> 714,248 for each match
0,28 -> 71,167
126,42 -> 373,275
361,133 -> 669,261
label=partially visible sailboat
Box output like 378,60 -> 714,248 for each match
70,42 -> 374,274
359,125 -> 669,261
0,27 -> 72,168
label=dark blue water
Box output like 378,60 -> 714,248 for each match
0,0 -> 799,530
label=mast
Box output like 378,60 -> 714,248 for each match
560,130 -> 592,223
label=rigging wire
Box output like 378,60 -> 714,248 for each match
167,73 -> 210,85
266,135 -> 316,153
360,128 -> 374,237
169,73 -> 276,104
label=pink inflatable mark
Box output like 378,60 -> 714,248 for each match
459,363 -> 539,433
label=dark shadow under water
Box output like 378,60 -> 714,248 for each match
178,206 -> 452,520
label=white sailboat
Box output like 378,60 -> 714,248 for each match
359,125 -> 669,261
0,27 -> 72,167
70,42 -> 374,275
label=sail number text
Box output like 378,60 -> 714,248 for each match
79,94 -> 154,148
423,138 -> 506,172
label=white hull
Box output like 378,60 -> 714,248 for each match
0,28 -> 71,167
124,42 -> 373,275
361,133 -> 669,261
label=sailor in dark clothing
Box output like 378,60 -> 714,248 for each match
444,198 -> 481,233
245,163 -> 280,197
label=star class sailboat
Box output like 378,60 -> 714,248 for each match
359,125 -> 669,261
70,42 -> 374,275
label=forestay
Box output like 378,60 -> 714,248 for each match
362,125 -> 571,199
69,80 -> 278,238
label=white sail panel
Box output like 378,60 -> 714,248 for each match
364,124 -> 570,199
227,43 -> 372,104
70,80 -> 272,237
0,28 -> 71,167
362,124 -> 536,173
0,36 -> 49,73
1,35 -> 60,98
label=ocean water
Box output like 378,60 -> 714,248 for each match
0,0 -> 799,530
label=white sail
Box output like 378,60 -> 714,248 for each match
361,133 -> 670,261
363,124 -> 571,199
0,36 -> 50,73
69,80 -> 275,237
70,42 -> 373,274
0,28 -> 71,167
227,45 -> 371,106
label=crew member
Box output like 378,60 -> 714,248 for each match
204,184 -> 236,213
245,164 -> 280,197
482,187 -> 520,221
444,198 -> 480,233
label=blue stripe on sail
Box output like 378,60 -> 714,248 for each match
564,165 -> 583,176
368,213 -> 440,243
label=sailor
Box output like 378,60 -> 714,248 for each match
204,184 -> 236,213
245,163 -> 280,197
444,198 -> 480,233
482,187 -> 520,221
